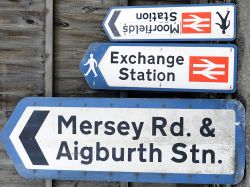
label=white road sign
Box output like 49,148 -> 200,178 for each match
103,4 -> 236,41
1,98 -> 245,184
80,43 -> 237,93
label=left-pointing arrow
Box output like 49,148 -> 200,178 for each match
108,10 -> 121,37
19,110 -> 49,165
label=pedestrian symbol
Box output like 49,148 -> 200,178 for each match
84,53 -> 98,77
216,11 -> 230,34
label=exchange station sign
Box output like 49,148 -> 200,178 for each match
103,3 -> 236,41
0,97 -> 245,184
80,43 -> 237,93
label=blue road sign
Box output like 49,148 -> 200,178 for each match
102,3 -> 236,42
80,43 -> 237,93
0,97 -> 245,184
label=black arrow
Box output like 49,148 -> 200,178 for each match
19,110 -> 49,165
108,10 -> 121,37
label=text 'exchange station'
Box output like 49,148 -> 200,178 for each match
80,44 -> 236,92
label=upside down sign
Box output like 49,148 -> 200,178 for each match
103,4 -> 236,41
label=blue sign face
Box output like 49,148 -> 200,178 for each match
0,97 -> 245,184
80,43 -> 237,93
102,3 -> 236,42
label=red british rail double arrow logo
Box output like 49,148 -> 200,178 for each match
182,12 -> 211,33
189,56 -> 229,83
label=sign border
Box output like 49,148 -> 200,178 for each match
0,97 -> 245,184
102,3 -> 236,42
80,43 -> 237,93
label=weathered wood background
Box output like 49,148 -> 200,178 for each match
0,0 -> 248,187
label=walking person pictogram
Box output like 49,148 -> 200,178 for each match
216,10 -> 230,34
84,53 -> 98,77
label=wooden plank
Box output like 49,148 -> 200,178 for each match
54,0 -> 125,182
0,0 -> 44,11
0,143 -> 43,187
45,0 -> 53,97
54,180 -> 120,187
0,0 -> 46,186
54,78 -> 119,97
45,0 -> 53,186
0,48 -> 44,61
129,0 -> 190,5
54,29 -> 107,48
55,0 -> 127,13
0,11 -> 44,29
0,95 -> 20,131
54,0 -> 122,99
130,184 -> 176,187
54,48 -> 85,62
54,12 -> 105,30
190,0 -> 208,3
0,29 -> 44,48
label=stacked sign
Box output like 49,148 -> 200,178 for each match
103,4 -> 235,41
0,97 -> 245,184
80,43 -> 237,92
0,3 -> 245,185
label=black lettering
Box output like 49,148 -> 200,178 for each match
136,13 -> 142,20
80,146 -> 93,164
117,121 -> 129,136
170,117 -> 184,136
171,143 -> 187,163
74,141 -> 78,160
128,148 -> 136,161
94,121 -> 102,135
190,144 -> 199,163
167,72 -> 175,81
58,115 -> 76,134
138,52 -> 146,64
79,120 -> 92,135
119,68 -> 129,80
138,143 -> 147,162
156,55 -> 165,64
104,121 -> 115,135
170,12 -> 177,21
56,141 -> 72,160
121,54 -> 128,64
96,142 -> 109,161
152,117 -> 167,136
129,55 -> 136,64
146,69 -> 152,81
132,122 -> 144,140
112,147 -> 125,161
123,25 -> 128,33
203,149 -> 215,163
167,56 -> 174,67
176,56 -> 184,65
150,143 -> 162,162
130,68 -> 136,81
111,51 -> 119,63
157,72 -> 166,81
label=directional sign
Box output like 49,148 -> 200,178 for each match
80,43 -> 237,93
0,97 -> 245,184
103,4 -> 236,41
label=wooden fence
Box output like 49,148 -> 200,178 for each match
0,0 -> 249,187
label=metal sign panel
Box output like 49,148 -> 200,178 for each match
0,97 -> 245,184
103,4 -> 236,41
80,43 -> 237,93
